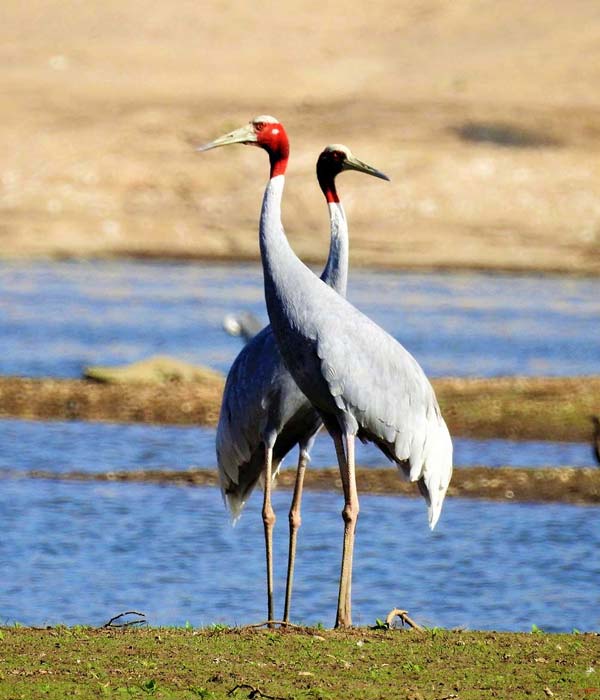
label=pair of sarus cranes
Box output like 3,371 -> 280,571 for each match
200,116 -> 453,629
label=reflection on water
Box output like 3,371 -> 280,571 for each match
0,419 -> 596,473
0,478 -> 598,632
1,260 -> 599,378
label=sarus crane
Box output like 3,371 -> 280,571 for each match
202,116 -> 453,628
202,134 -> 389,624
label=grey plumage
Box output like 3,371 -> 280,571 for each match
201,116 -> 448,628
261,174 -> 452,527
215,144 -> 384,519
216,323 -> 321,517
253,122 -> 451,628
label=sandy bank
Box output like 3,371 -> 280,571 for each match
1,375 -> 598,443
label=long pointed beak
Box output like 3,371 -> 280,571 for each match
342,155 -> 390,181
197,123 -> 257,152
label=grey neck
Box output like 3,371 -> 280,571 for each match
320,201 -> 348,297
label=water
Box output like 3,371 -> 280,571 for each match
0,478 -> 598,632
1,260 -> 599,378
0,418 -> 597,631
1,260 -> 598,630
0,419 -> 597,473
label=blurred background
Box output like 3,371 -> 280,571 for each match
2,0 -> 600,271
1,1 -> 600,632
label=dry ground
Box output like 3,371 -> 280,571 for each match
2,1 -> 600,272
1,374 -> 598,442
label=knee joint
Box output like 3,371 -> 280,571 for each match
342,504 -> 359,524
289,511 -> 302,529
262,506 -> 276,527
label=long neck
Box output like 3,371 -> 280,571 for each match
259,175 -> 297,312
320,202 -> 348,297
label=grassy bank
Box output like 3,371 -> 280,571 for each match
1,375 -> 598,443
1,626 -> 598,699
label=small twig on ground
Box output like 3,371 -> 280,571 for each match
103,611 -> 147,628
385,608 -> 425,633
227,683 -> 286,699
241,620 -> 304,630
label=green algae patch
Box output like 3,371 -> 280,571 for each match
83,356 -> 224,385
0,626 -> 598,700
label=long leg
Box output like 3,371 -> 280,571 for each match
262,445 -> 276,625
334,432 -> 359,629
283,447 -> 309,623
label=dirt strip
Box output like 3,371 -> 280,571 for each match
1,375 -> 598,442
10,466 -> 600,505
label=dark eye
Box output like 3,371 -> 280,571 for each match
332,151 -> 343,160
255,122 -> 264,131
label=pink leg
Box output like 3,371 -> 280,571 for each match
333,432 -> 359,629
262,445 -> 276,625
283,448 -> 309,623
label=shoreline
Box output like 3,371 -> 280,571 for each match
2,250 -> 600,278
1,375 -> 598,443
8,465 -> 600,505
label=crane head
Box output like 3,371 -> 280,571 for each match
318,145 -> 390,181
198,116 -> 289,177
317,145 -> 389,202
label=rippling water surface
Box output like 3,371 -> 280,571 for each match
0,418 -> 598,631
1,260 -> 599,377
0,419 -> 596,473
1,261 -> 599,630
1,478 -> 598,632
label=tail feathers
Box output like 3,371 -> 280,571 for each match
220,471 -> 255,523
224,489 -> 247,524
413,418 -> 453,530
220,457 -> 283,525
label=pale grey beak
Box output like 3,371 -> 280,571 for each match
197,123 -> 257,152
342,155 -> 390,182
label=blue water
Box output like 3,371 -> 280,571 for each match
0,419 -> 598,632
1,261 -> 599,378
0,478 -> 598,632
0,419 -> 596,473
1,260 -> 599,631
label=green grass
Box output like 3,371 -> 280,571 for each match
1,626 -> 599,699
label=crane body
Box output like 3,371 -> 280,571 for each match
261,175 -> 451,528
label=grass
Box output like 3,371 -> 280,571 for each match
0,626 -> 598,699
